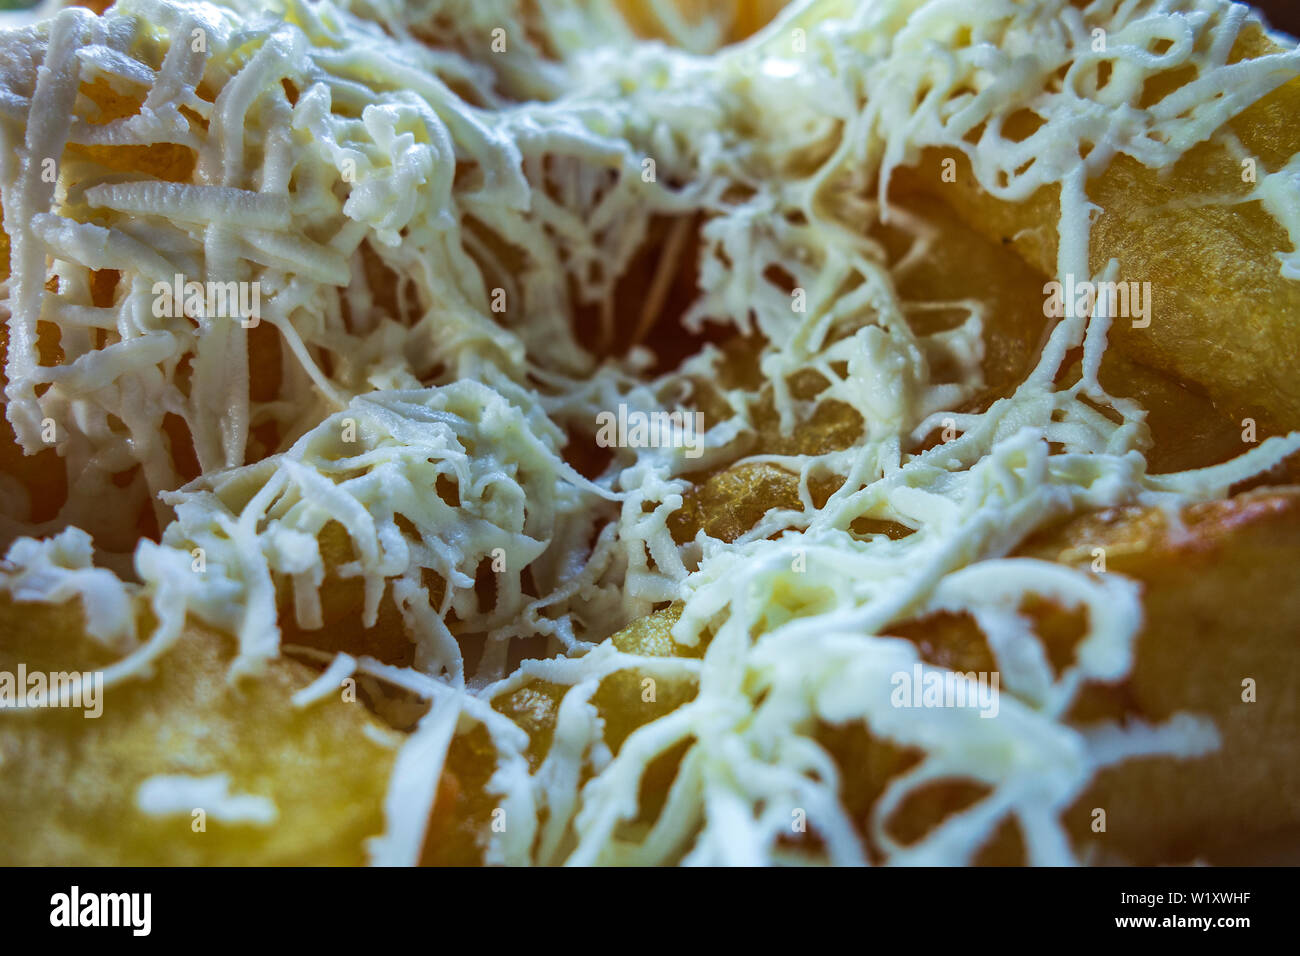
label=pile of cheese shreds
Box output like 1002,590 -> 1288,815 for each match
2,0 -> 1299,864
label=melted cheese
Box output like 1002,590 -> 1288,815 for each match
0,0 -> 1297,865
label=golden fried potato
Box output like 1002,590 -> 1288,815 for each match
1029,489 -> 1300,863
613,0 -> 788,47
275,521 -> 427,668
422,604 -> 703,864
896,27 -> 1300,431
491,489 -> 1300,865
0,597 -> 399,864
671,186 -> 1259,547
823,488 -> 1300,864
729,0 -> 789,40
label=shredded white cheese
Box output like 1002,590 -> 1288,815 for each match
136,772 -> 278,826
0,0 -> 1297,865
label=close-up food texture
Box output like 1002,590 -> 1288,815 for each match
1,0 -> 1298,867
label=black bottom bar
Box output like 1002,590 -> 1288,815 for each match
1,865 -> 1289,942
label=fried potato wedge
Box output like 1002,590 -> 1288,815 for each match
0,597 -> 399,864
895,28 -> 1300,431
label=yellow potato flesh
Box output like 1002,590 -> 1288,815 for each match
0,597 -> 398,865
423,604 -> 703,864
895,28 -> 1300,432
1026,489 -> 1300,863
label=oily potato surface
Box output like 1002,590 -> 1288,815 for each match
0,597 -> 399,865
